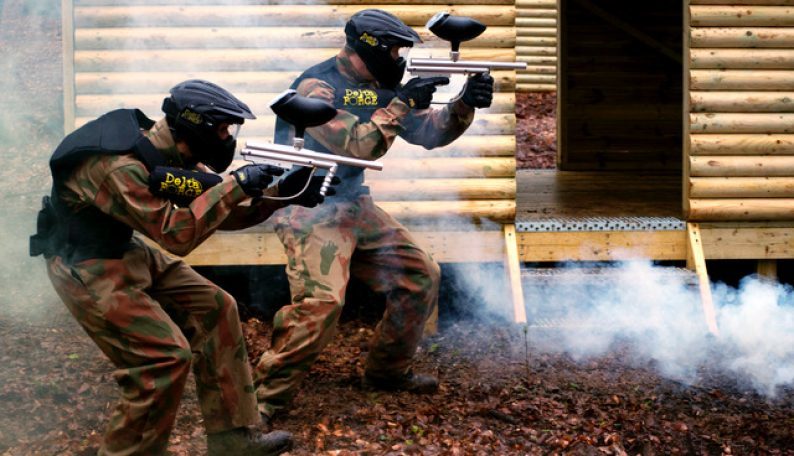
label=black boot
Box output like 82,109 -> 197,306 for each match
207,427 -> 293,456
363,371 -> 439,394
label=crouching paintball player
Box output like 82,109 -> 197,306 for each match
29,79 -> 337,455
253,9 -> 495,421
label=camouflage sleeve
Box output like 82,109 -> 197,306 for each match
399,98 -> 475,149
218,186 -> 284,231
297,77 -> 410,160
93,162 -> 250,256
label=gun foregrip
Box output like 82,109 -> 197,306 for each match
320,165 -> 338,197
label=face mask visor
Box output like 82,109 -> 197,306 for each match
396,46 -> 411,60
216,122 -> 241,141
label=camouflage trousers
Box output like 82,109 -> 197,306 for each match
46,238 -> 259,456
253,195 -> 440,417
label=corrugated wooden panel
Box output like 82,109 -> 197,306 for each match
688,0 -> 794,221
516,0 -> 557,92
66,1 -> 519,226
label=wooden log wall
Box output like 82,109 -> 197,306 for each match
515,0 -> 557,92
688,0 -> 794,221
64,0 -> 519,224
558,0 -> 683,171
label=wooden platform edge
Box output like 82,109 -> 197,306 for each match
178,223 -> 794,266
180,230 -> 507,266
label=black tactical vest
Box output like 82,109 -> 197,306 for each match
30,109 -> 165,264
274,57 -> 396,199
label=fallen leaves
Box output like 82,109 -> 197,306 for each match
3,315 -> 794,454
516,92 -> 557,170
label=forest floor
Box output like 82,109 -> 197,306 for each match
2,309 -> 794,455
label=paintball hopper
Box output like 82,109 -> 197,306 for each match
270,89 -> 338,148
408,12 -> 526,78
427,12 -> 486,61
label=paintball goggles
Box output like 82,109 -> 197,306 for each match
240,90 -> 383,197
407,12 -> 527,77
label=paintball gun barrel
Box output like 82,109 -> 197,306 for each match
240,90 -> 383,197
407,12 -> 527,76
241,141 -> 383,196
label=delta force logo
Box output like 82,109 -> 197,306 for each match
342,89 -> 379,107
159,171 -> 205,199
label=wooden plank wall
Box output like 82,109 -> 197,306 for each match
515,0 -> 557,92
66,0 -> 519,224
688,0 -> 794,221
558,0 -> 683,171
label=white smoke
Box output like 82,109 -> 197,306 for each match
0,0 -> 64,322
713,277 -> 794,395
493,260 -> 794,398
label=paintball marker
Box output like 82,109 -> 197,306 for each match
240,90 -> 384,197
407,11 -> 527,77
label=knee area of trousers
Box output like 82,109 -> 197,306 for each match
212,289 -> 241,321
419,257 -> 441,286
172,346 -> 193,369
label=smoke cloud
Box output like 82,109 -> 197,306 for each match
455,258 -> 794,398
0,0 -> 64,322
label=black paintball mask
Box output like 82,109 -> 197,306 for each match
345,9 -> 422,89
162,79 -> 256,173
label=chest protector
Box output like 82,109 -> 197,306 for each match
274,57 -> 396,199
30,109 -> 165,264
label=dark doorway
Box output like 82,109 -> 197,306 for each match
558,0 -> 684,172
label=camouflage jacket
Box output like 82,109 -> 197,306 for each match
58,125 -> 279,257
282,47 -> 475,198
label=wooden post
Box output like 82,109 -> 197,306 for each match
683,0 -> 692,219
757,259 -> 778,280
62,0 -> 75,134
504,224 -> 527,323
556,0 -> 566,168
686,223 -> 719,336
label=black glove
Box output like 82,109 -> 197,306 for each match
231,164 -> 284,197
396,76 -> 450,110
278,167 -> 340,208
461,73 -> 494,109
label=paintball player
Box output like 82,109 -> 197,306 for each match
253,9 -> 495,420
29,80 -> 335,455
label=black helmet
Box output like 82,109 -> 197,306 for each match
344,9 -> 422,89
162,79 -> 255,172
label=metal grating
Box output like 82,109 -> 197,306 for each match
515,216 -> 685,233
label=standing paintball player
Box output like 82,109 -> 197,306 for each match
253,9 -> 495,420
30,80 -> 334,455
